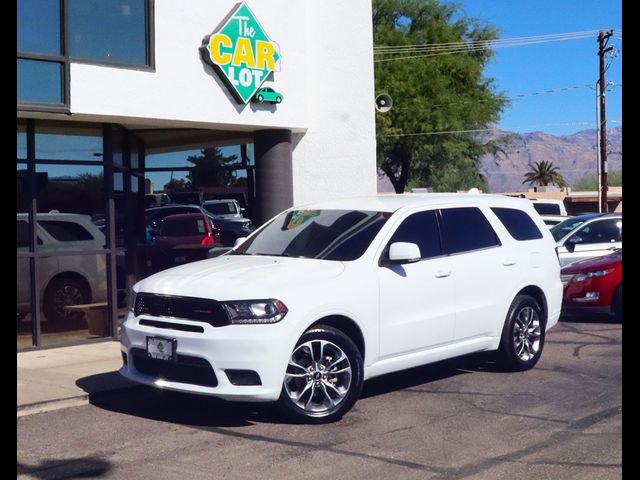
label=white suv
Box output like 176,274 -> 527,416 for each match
121,194 -> 562,423
17,213 -> 107,323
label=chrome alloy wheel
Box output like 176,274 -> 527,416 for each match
512,306 -> 542,362
284,340 -> 352,414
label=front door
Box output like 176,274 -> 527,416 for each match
378,210 -> 455,358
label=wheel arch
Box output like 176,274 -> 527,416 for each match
515,285 -> 548,327
306,315 -> 366,363
44,271 -> 93,302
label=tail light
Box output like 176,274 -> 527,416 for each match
201,234 -> 214,245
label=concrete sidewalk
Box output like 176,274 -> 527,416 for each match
17,340 -> 136,417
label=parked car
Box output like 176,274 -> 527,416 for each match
147,204 -> 251,247
147,213 -> 218,271
531,199 -> 567,216
252,86 -> 283,104
551,213 -> 622,267
202,199 -> 245,219
17,212 -> 107,323
561,249 -> 622,321
121,194 -> 562,423
145,193 -> 171,208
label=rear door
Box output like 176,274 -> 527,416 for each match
378,209 -> 456,357
438,206 -> 517,341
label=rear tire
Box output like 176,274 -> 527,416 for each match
495,295 -> 545,371
277,325 -> 363,424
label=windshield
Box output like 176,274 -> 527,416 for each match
231,209 -> 390,261
203,201 -> 237,216
550,217 -> 590,242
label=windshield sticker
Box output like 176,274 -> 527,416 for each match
286,210 -> 320,230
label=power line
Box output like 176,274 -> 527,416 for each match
378,120 -> 622,138
392,83 -> 604,111
374,29 -> 622,63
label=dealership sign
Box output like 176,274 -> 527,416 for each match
201,2 -> 281,104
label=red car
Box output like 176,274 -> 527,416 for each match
561,249 -> 622,321
149,213 -> 220,272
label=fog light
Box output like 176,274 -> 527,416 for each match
575,291 -> 600,302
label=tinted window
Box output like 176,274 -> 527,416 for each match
550,215 -> 598,241
491,208 -> 543,241
203,202 -> 236,215
533,203 -> 561,215
39,220 -> 94,241
440,207 -> 500,254
572,219 -> 622,244
387,210 -> 442,259
232,210 -> 390,261
160,218 -> 207,236
68,0 -> 148,66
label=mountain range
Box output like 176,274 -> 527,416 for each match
479,126 -> 622,192
377,126 -> 622,193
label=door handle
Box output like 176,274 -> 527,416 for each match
502,258 -> 517,266
435,269 -> 451,278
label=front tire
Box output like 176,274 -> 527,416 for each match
277,325 -> 363,424
42,277 -> 91,324
612,285 -> 622,322
495,295 -> 545,371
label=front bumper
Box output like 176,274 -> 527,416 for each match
119,311 -> 292,402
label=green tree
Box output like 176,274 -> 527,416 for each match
573,170 -> 622,191
186,148 -> 238,188
522,160 -> 568,188
374,0 -> 508,193
163,178 -> 190,193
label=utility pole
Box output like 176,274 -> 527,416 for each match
598,30 -> 613,213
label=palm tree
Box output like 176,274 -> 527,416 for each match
522,161 -> 567,188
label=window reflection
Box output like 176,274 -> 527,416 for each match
39,253 -> 109,346
35,124 -> 103,161
18,121 -> 27,159
17,0 -> 62,55
68,0 -> 147,65
35,165 -> 106,247
18,59 -> 63,104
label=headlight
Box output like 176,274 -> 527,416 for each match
127,289 -> 137,313
221,299 -> 288,324
572,268 -> 615,283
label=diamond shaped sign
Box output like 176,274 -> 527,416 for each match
201,2 -> 281,104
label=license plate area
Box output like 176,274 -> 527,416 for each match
146,336 -> 177,361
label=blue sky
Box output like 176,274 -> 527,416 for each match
453,0 -> 622,136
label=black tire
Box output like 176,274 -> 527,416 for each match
277,325 -> 364,424
612,284 -> 622,322
257,95 -> 264,102
42,277 -> 91,324
275,96 -> 282,104
495,295 -> 545,371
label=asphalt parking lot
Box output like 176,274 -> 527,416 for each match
17,315 -> 621,480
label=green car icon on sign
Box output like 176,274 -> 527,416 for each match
252,87 -> 283,104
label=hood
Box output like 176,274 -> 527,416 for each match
561,251 -> 622,274
135,254 -> 345,300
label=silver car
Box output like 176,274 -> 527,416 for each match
551,213 -> 622,267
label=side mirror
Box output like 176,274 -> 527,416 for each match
234,237 -> 247,248
565,235 -> 582,252
240,207 -> 245,213
388,242 -> 421,264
